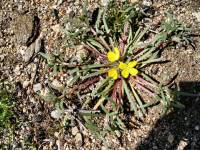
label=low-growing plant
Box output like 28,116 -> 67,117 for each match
0,83 -> 14,133
40,1 -> 192,135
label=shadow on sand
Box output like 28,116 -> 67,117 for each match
136,81 -> 200,150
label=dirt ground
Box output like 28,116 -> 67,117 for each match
0,0 -> 200,149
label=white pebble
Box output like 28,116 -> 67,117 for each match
51,109 -> 62,119
195,125 -> 200,131
33,83 -> 42,92
23,80 -> 30,88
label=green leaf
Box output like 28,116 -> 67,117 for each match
103,12 -> 110,34
81,70 -> 107,80
130,84 -> 146,115
99,36 -> 111,50
82,63 -> 109,69
92,77 -> 110,96
39,91 -> 58,102
39,52 -> 55,66
140,58 -> 163,68
87,39 -> 105,53
86,41 -> 102,53
136,47 -> 157,62
95,9 -> 104,32
99,80 -> 114,97
122,79 -> 139,117
140,72 -> 158,86
127,28 -> 148,54
127,25 -> 133,44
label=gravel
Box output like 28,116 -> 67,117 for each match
33,83 -> 42,92
50,109 -> 63,119
1,0 -> 200,149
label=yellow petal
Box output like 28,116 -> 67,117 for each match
107,51 -> 116,62
113,72 -> 118,80
113,47 -> 120,60
121,69 -> 129,78
114,47 -> 119,54
107,47 -> 120,62
118,61 -> 127,70
129,68 -> 138,76
108,68 -> 118,80
128,61 -> 138,68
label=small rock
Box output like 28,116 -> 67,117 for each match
0,54 -> 5,62
75,45 -> 88,63
195,125 -> 200,131
35,37 -> 42,53
57,0 -> 64,6
142,0 -> 152,6
115,130 -> 121,137
24,43 -> 35,62
152,146 -> 158,150
177,139 -> 188,150
75,133 -> 83,148
13,14 -> 37,45
23,80 -> 30,88
101,146 -> 107,150
101,0 -> 109,6
51,79 -> 64,91
14,65 -> 21,76
72,127 -> 79,136
54,132 -> 59,138
33,83 -> 42,92
51,24 -> 61,33
130,0 -> 139,3
51,109 -> 62,119
167,133 -> 174,144
0,38 -> 5,47
193,12 -> 200,22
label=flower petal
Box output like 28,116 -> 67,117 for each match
107,51 -> 117,62
121,69 -> 129,78
128,61 -> 138,68
108,68 -> 118,80
129,68 -> 138,76
107,47 -> 120,62
118,61 -> 127,70
113,47 -> 120,60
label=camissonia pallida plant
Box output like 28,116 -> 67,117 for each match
40,1 -> 191,133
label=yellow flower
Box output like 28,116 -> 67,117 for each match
107,47 -> 120,62
118,61 -> 138,78
108,68 -> 118,80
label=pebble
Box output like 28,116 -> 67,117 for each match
177,139 -> 188,150
153,145 -> 158,149
75,45 -> 88,63
35,37 -> 42,53
0,54 -> 5,62
72,127 -> 79,136
51,79 -> 64,90
13,14 -> 34,45
101,146 -> 107,150
75,133 -> 83,148
130,0 -> 139,3
167,133 -> 174,144
50,109 -> 62,119
51,24 -> 61,33
101,0 -> 109,6
33,83 -> 42,92
23,80 -> 30,88
54,132 -> 59,138
193,12 -> 200,22
195,125 -> 200,131
24,43 -> 35,62
14,65 -> 21,76
142,0 -> 152,6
